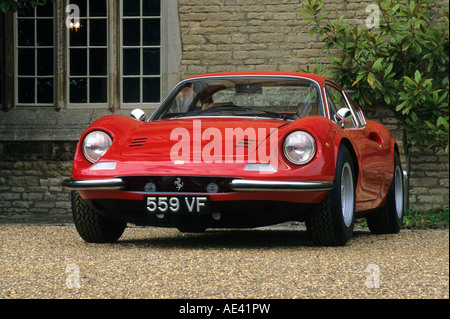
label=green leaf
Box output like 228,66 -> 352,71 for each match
391,4 -> 401,13
309,26 -> 318,36
437,117 -> 449,130
373,58 -> 383,70
0,1 -> 10,13
403,76 -> 416,87
352,73 -> 365,87
367,73 -> 375,86
414,70 -> 422,83
385,63 -> 394,76
396,101 -> 408,112
402,41 -> 412,51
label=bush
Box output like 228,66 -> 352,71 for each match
402,207 -> 449,229
298,0 -> 449,154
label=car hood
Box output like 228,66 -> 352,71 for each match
120,117 -> 289,161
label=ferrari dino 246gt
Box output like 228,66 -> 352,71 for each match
63,72 -> 404,246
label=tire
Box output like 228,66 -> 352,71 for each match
71,191 -> 126,243
366,152 -> 404,234
306,145 -> 356,246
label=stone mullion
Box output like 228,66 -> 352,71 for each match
55,1 -> 67,111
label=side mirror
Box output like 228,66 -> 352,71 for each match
336,108 -> 353,127
130,109 -> 146,121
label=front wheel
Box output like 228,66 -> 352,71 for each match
71,191 -> 126,243
366,152 -> 404,234
306,145 -> 356,246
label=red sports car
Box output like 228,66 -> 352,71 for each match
63,72 -> 404,246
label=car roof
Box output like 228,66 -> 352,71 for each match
185,71 -> 330,85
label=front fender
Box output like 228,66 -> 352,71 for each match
277,116 -> 352,182
72,115 -> 143,179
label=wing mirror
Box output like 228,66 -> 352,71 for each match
336,108 -> 353,127
130,109 -> 146,121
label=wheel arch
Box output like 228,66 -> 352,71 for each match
393,142 -> 401,165
337,138 -> 359,185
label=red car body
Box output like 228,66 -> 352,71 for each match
64,72 -> 404,245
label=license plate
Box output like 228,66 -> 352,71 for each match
145,196 -> 211,215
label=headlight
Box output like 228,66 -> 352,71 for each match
82,131 -> 113,163
283,131 -> 316,165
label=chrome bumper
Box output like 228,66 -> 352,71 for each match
62,178 -> 124,190
63,178 -> 333,192
230,179 -> 333,192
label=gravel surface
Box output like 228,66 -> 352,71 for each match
0,224 -> 448,299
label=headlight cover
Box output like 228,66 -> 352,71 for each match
283,131 -> 316,165
82,131 -> 113,163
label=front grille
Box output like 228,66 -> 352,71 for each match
121,176 -> 236,193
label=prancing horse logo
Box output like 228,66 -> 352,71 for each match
174,177 -> 184,191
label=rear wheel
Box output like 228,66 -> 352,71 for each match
71,191 -> 126,243
306,145 -> 356,246
366,152 -> 404,234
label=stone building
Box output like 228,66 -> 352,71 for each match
0,0 -> 448,222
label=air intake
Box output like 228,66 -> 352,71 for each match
129,138 -> 147,147
235,138 -> 255,149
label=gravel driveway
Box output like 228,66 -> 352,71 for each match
0,224 -> 448,299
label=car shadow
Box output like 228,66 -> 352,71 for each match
115,227 -> 372,249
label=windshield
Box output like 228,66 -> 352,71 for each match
152,77 -> 324,121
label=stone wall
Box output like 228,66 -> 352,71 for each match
0,142 -> 75,223
177,0 -> 448,78
177,0 -> 374,77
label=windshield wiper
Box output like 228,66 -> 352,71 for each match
245,107 -> 290,120
163,105 -> 293,120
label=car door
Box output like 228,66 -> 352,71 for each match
324,83 -> 387,205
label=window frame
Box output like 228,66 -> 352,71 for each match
66,0 -> 109,109
14,3 -> 56,107
343,91 -> 367,127
120,0 -> 162,109
324,82 -> 360,128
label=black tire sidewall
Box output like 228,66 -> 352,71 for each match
386,152 -> 404,231
330,145 -> 356,243
71,191 -> 126,243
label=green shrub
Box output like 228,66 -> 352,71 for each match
402,207 -> 449,229
298,0 -> 449,154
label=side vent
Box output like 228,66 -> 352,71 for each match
235,138 -> 255,149
129,138 -> 147,147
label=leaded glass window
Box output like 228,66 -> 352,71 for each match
68,0 -> 108,105
16,2 -> 55,106
121,0 -> 161,106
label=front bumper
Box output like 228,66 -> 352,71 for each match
63,177 -> 332,227
62,178 -> 124,190
62,178 -> 333,192
229,179 -> 333,192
